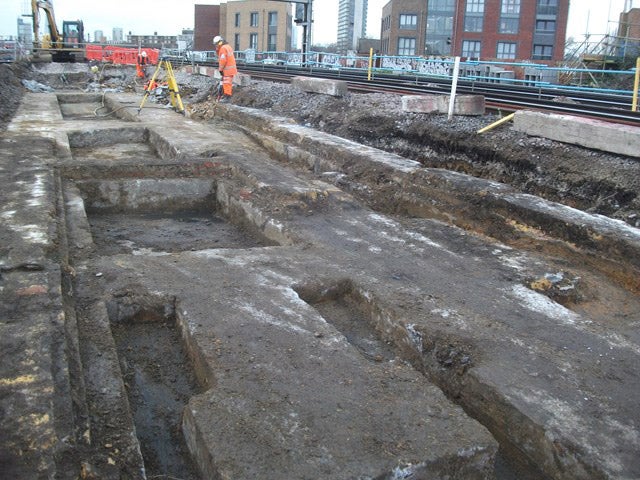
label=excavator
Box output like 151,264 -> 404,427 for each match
31,0 -> 85,62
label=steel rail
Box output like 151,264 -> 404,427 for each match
229,63 -> 640,126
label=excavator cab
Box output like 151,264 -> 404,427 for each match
62,20 -> 84,49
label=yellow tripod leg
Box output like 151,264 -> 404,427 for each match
165,61 -> 185,114
138,61 -> 163,114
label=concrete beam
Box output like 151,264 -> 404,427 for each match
402,94 -> 486,116
513,110 -> 640,158
292,76 -> 348,97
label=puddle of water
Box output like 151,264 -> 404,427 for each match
110,300 -> 202,480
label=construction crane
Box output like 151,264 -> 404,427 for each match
30,0 -> 85,62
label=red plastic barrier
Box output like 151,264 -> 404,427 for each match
85,45 -> 159,65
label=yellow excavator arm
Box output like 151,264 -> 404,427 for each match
31,0 -> 63,48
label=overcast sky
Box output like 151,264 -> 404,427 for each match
0,0 -> 633,45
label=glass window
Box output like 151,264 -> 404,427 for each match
462,40 -> 481,58
537,0 -> 558,15
501,0 -> 520,15
249,33 -> 258,49
496,42 -> 517,59
466,0 -> 485,13
398,37 -> 416,56
499,17 -> 519,33
234,33 -> 240,51
399,14 -> 418,29
268,34 -> 277,51
532,44 -> 553,59
536,19 -> 556,32
250,12 -> 259,27
235,13 -> 240,28
427,15 -> 453,35
268,12 -> 277,27
464,15 -> 483,32
429,0 -> 456,11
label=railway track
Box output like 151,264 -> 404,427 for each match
228,62 -> 640,126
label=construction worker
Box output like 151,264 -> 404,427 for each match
213,35 -> 237,102
136,50 -> 148,79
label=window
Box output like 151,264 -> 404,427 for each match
499,0 -> 520,33
501,0 -> 520,15
532,44 -> 553,59
464,15 -> 483,32
234,13 -> 240,28
268,11 -> 277,27
499,17 -> 519,33
462,40 -> 481,58
536,19 -> 556,32
427,15 -> 453,35
496,42 -> 517,59
268,34 -> 277,51
537,0 -> 558,15
466,0 -> 485,14
250,12 -> 259,27
428,0 -> 456,12
234,33 -> 240,51
398,37 -> 416,56
399,14 -> 418,29
249,33 -> 258,50
465,0 -> 484,32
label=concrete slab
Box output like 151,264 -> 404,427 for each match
513,110 -> 640,158
402,94 -> 486,116
292,76 -> 348,97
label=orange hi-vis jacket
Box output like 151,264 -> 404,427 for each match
217,43 -> 237,76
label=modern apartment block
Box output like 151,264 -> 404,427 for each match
17,18 -> 33,47
381,0 -> 569,61
194,1 -> 292,52
221,0 -> 293,52
337,0 -> 369,53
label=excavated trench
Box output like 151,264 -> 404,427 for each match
65,175 -> 280,479
38,95 -> 638,479
60,141 -> 545,478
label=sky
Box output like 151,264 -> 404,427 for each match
0,0 -> 634,45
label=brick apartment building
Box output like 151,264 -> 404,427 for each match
617,7 -> 640,57
194,4 -> 221,51
194,1 -> 292,52
381,0 -> 569,62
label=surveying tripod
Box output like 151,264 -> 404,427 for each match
138,58 -> 184,114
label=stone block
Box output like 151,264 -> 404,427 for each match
513,111 -> 640,158
402,94 -> 485,115
292,76 -> 348,97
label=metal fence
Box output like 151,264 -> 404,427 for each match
0,39 -> 29,63
191,48 -> 639,95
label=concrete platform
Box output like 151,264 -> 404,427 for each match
513,110 -> 640,158
1,91 -> 639,480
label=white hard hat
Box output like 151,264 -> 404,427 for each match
213,35 -> 223,45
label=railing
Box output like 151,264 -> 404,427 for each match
0,39 -> 29,63
210,49 -> 639,94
